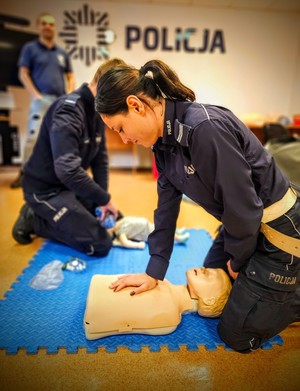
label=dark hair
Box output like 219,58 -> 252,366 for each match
92,58 -> 127,85
95,59 -> 195,115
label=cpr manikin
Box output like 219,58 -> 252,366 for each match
84,267 -> 232,340
110,216 -> 190,249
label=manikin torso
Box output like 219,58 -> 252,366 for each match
84,268 -> 231,340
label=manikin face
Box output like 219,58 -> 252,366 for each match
186,267 -> 231,317
101,95 -> 163,148
37,15 -> 56,41
186,267 -> 227,299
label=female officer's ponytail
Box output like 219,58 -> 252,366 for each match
140,60 -> 195,102
95,59 -> 195,116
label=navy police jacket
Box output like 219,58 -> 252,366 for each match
146,100 -> 289,280
23,83 -> 110,206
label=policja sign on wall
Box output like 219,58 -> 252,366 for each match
58,2 -> 225,68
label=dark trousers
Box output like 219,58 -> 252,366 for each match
203,198 -> 300,352
25,190 -> 112,257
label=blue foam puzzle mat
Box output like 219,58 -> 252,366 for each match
0,229 -> 283,354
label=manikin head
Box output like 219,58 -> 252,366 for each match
186,267 -> 232,318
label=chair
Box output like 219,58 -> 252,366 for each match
263,123 -> 300,186
262,122 -> 291,143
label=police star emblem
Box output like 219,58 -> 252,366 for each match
59,3 -> 116,66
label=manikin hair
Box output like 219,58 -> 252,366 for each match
197,281 -> 231,318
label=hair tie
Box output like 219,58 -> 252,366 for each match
141,67 -> 167,99
145,70 -> 154,80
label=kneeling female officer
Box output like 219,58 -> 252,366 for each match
95,59 -> 299,352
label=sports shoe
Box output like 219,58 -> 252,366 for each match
12,204 -> 35,244
175,227 -> 190,243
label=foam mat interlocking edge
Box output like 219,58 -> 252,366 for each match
0,230 -> 284,354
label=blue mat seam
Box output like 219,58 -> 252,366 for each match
0,230 -> 284,354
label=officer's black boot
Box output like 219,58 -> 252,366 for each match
10,169 -> 24,189
12,204 -> 35,244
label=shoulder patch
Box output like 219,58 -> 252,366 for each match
64,93 -> 80,107
174,119 -> 193,147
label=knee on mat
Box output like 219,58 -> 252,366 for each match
77,230 -> 112,257
217,322 -> 262,353
92,236 -> 113,257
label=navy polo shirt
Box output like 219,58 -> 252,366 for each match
18,39 -> 72,96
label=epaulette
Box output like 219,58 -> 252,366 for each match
63,93 -> 80,107
174,119 -> 192,147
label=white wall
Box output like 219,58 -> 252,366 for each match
1,0 -> 300,165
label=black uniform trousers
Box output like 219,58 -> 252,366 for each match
204,196 -> 300,353
25,189 -> 112,257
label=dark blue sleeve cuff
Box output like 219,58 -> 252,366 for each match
145,256 -> 169,281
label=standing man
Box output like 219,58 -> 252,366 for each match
11,12 -> 75,188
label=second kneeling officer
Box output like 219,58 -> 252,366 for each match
12,58 -> 126,256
